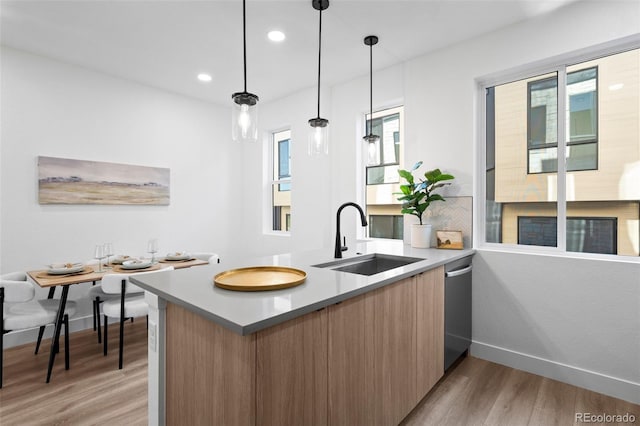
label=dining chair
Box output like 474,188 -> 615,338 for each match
101,266 -> 174,369
85,259 -> 119,344
1,271 -> 77,388
191,252 -> 220,264
87,257 -> 144,344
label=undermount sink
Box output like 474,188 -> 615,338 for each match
312,253 -> 424,276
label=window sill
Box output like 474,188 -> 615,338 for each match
263,231 -> 290,238
477,243 -> 640,264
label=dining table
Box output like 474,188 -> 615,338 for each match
26,257 -> 209,383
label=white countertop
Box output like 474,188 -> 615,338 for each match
131,240 -> 474,335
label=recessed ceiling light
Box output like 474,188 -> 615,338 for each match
268,30 -> 285,42
197,73 -> 212,82
608,83 -> 624,91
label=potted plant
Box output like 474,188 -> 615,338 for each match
396,161 -> 455,248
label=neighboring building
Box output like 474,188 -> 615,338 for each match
488,48 -> 640,256
272,129 -> 291,232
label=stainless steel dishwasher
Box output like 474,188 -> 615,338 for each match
444,256 -> 472,370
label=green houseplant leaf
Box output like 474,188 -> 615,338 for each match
394,162 -> 455,225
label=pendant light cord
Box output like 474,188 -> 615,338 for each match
243,0 -> 247,93
316,6 -> 323,118
368,41 -> 373,134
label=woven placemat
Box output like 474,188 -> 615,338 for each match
111,264 -> 162,273
35,266 -> 94,279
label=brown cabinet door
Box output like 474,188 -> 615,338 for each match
327,292 -> 376,425
256,309 -> 328,426
165,303 -> 256,426
328,276 -> 417,426
416,266 -> 445,400
372,276 -> 418,425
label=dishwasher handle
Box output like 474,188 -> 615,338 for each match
445,265 -> 472,278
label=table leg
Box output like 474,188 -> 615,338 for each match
45,285 -> 69,383
35,287 -> 57,354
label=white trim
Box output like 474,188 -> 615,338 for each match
145,292 -> 166,426
477,244 -> 640,264
361,104 -> 405,240
476,34 -> 640,88
471,340 -> 640,405
556,67 -> 567,252
268,128 -> 292,235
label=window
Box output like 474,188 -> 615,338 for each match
484,46 -> 640,257
369,215 -> 404,239
366,108 -> 401,185
518,216 -> 617,254
364,106 -> 405,240
272,130 -> 291,232
527,67 -> 598,173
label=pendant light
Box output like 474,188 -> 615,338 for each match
363,35 -> 379,166
231,0 -> 259,143
308,0 -> 329,156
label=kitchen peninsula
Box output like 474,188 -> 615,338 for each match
131,240 -> 474,425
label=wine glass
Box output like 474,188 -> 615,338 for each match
94,244 -> 106,272
104,243 -> 114,268
147,238 -> 159,264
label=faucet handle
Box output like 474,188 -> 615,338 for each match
341,236 -> 348,252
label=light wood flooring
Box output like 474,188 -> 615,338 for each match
1,320 -> 638,425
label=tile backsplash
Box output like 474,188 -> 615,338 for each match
402,196 -> 473,249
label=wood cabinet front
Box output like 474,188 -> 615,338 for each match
416,266 -> 445,400
256,309 -> 328,426
327,276 -> 418,426
164,266 -> 445,426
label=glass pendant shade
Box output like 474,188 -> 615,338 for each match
232,92 -> 259,142
231,0 -> 259,143
308,117 -> 329,155
364,134 -> 380,166
308,0 -> 330,156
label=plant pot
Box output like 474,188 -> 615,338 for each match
411,224 -> 432,248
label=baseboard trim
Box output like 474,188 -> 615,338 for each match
471,341 -> 640,405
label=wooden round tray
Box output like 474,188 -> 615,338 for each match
213,266 -> 307,291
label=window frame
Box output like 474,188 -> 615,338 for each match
362,105 -> 405,241
526,67 -> 599,174
270,129 -> 292,234
475,34 -> 640,262
365,106 -> 404,186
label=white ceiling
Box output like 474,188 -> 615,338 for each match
1,0 -> 581,106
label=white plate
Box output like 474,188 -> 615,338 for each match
111,255 -> 132,265
121,259 -> 152,270
166,252 -> 191,261
48,263 -> 84,275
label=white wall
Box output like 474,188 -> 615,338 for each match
252,0 -> 640,403
473,250 -> 640,403
402,1 -> 640,403
238,86 -> 333,258
1,47 -> 242,344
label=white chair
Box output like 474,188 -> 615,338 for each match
191,252 -> 220,264
87,257 -> 142,344
86,259 -> 118,344
1,271 -> 77,387
101,266 -> 174,369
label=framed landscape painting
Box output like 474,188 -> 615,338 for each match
38,156 -> 170,205
436,230 -> 464,249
